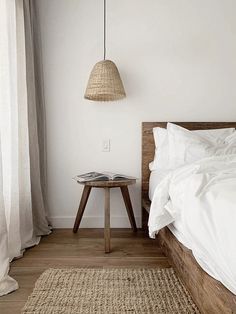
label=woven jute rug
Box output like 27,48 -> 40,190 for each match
22,268 -> 200,314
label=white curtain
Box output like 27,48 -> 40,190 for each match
0,0 -> 50,296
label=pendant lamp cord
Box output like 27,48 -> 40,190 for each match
103,0 -> 106,60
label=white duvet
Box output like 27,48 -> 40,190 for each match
148,154 -> 236,294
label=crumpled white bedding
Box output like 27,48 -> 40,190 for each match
148,154 -> 236,294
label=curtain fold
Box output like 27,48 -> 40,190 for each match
0,141 -> 18,295
0,0 -> 50,296
24,0 -> 50,235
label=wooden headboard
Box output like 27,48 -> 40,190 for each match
142,122 -> 236,200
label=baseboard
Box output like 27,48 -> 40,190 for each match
49,216 -> 141,228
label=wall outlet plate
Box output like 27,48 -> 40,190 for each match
102,139 -> 110,152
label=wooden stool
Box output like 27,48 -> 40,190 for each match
73,179 -> 137,253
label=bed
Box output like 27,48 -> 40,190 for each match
142,122 -> 236,314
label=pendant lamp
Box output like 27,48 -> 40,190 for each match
84,0 -> 126,101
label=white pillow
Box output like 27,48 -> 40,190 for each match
149,127 -> 169,171
167,123 -> 236,169
150,123 -> 235,171
168,123 -> 235,144
225,131 -> 236,144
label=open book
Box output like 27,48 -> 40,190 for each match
74,172 -> 136,183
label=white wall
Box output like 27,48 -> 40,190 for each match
37,0 -> 236,228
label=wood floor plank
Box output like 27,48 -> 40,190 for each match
0,302 -> 25,314
41,228 -> 148,241
0,228 -> 169,314
11,256 -> 169,268
19,243 -> 165,258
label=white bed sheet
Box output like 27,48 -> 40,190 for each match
148,155 -> 236,295
149,170 -> 170,200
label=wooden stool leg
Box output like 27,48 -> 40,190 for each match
104,187 -> 110,253
73,186 -> 91,233
120,186 -> 137,232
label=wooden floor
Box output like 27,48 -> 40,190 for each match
0,228 -> 170,314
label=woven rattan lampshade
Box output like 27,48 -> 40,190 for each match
84,60 -> 126,101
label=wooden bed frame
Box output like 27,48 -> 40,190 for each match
142,122 -> 236,314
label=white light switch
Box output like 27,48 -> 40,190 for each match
102,139 -> 110,152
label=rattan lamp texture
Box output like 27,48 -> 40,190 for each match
84,0 -> 126,102
84,60 -> 126,101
